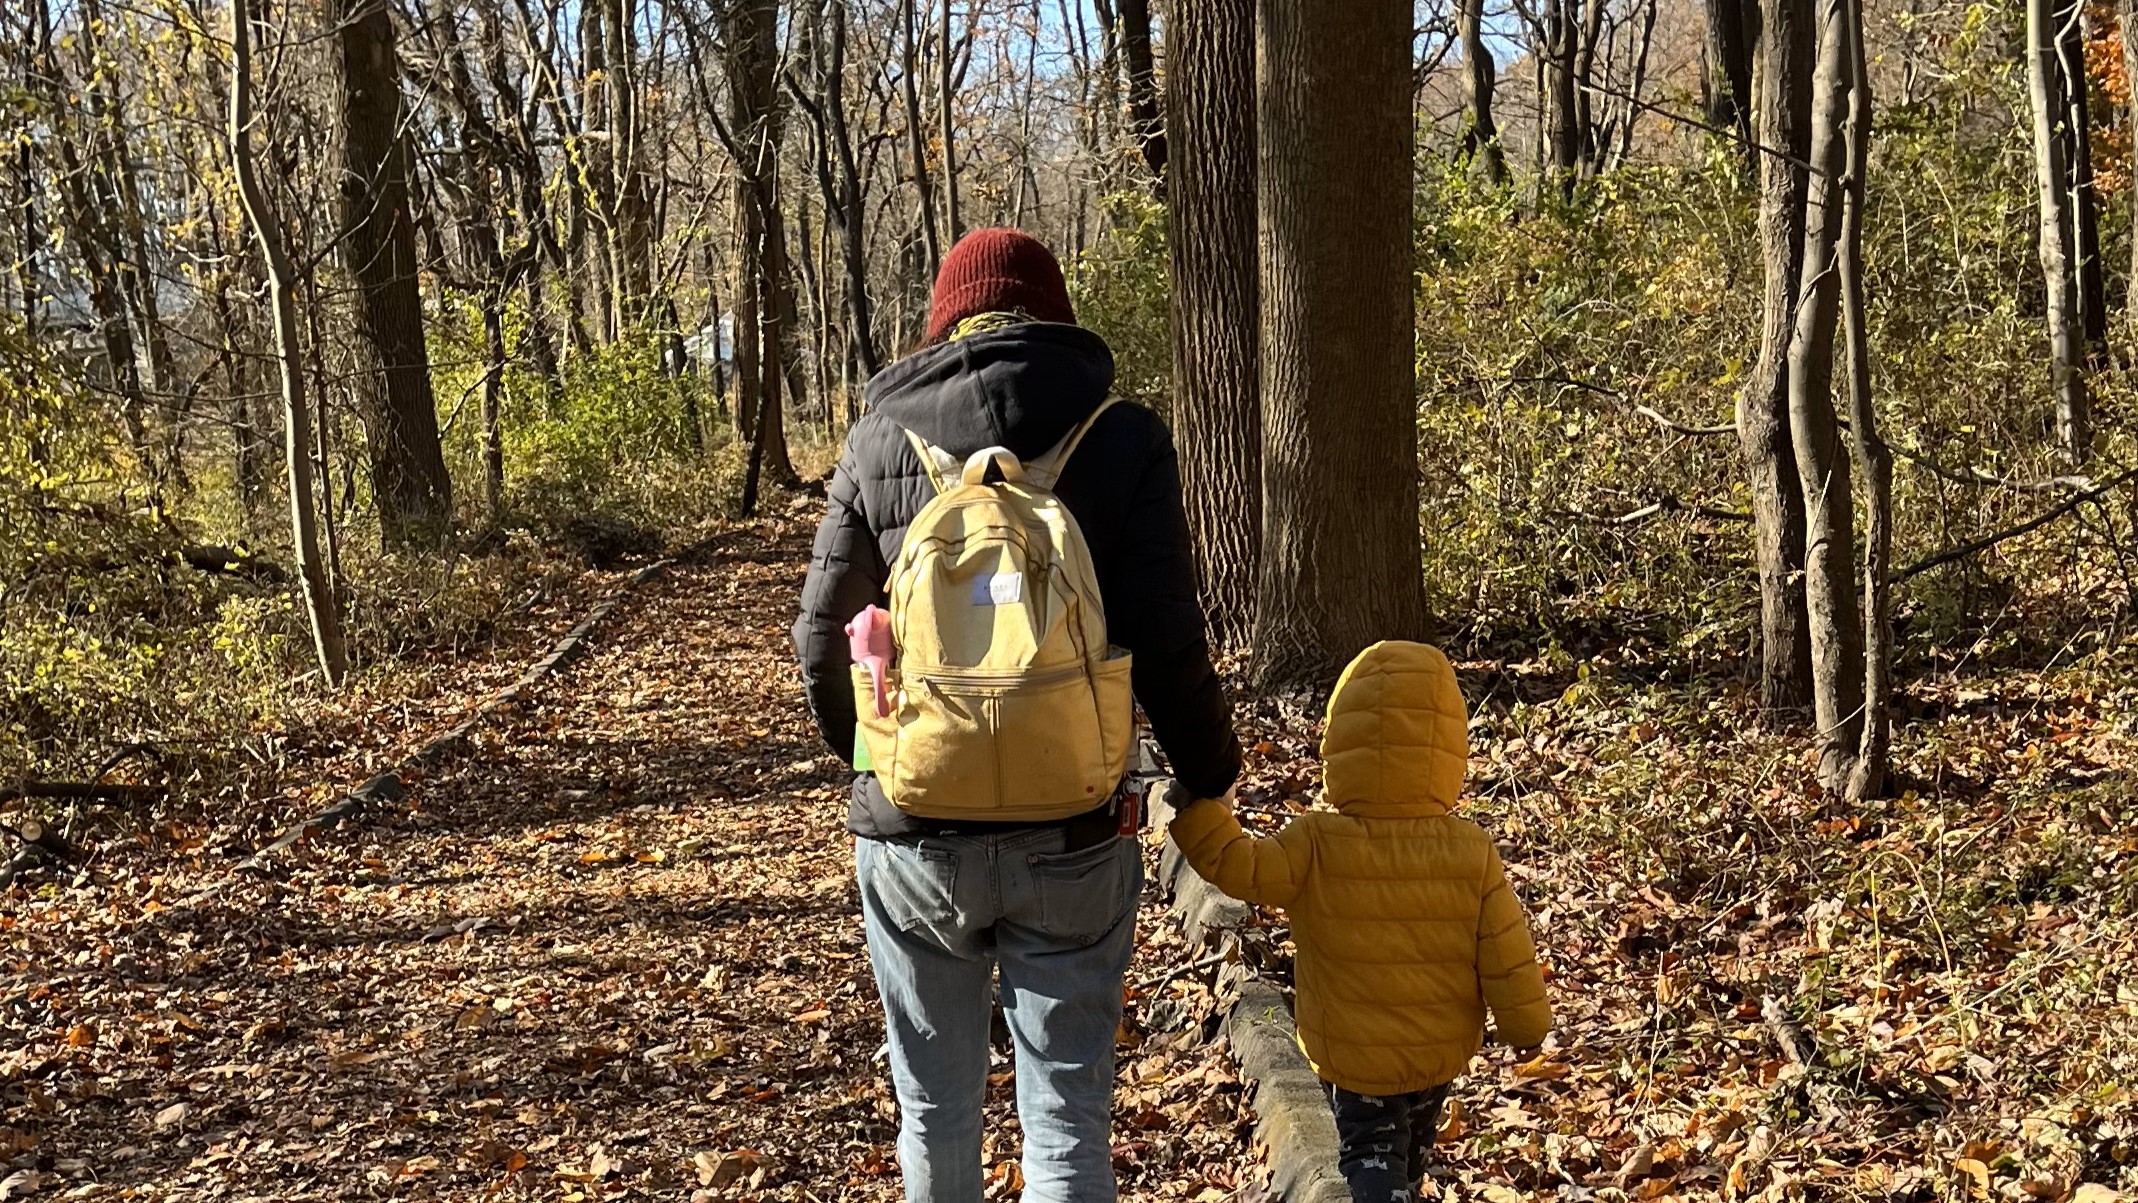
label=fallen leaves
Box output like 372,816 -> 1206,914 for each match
12,523 -> 2136,1203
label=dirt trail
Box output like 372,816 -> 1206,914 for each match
8,524 -> 1253,1201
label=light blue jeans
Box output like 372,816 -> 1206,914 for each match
856,828 -> 1143,1203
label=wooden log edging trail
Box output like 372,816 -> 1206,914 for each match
1149,785 -> 1351,1203
234,534 -> 731,876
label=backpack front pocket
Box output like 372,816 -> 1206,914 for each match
885,673 -> 1000,817
994,666 -> 1109,815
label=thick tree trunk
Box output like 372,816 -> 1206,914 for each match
727,0 -> 796,485
1117,0 -> 1167,184
1836,0 -> 1889,802
334,0 -> 453,544
1251,0 -> 1426,689
1787,0 -> 1863,790
231,0 -> 348,687
1739,0 -> 1815,724
1705,0 -> 1757,154
1168,0 -> 1260,649
1457,0 -> 1507,185
2028,0 -> 2091,463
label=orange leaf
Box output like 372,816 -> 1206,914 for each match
1513,1054 -> 1572,1080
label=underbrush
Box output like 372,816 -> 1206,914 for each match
0,323 -> 787,842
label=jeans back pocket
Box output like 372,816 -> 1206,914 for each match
863,839 -> 961,935
1026,837 -> 1137,947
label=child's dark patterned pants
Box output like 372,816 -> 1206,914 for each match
1325,1081 -> 1453,1203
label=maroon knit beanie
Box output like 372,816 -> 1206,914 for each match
926,228 -> 1076,342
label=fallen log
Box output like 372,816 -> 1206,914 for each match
0,782 -> 165,807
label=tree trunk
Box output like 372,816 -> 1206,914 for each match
1545,0 -> 1583,197
1609,0 -> 1660,172
1574,0 -> 1607,177
334,0 -> 454,544
1705,0 -> 1757,156
2122,0 -> 2138,327
937,0 -> 963,240
603,0 -> 654,320
727,0 -> 797,485
1836,0 -> 1889,802
900,0 -> 941,272
1457,0 -> 1507,185
1786,0 -> 1863,790
1252,0 -> 1427,689
1168,0 -> 1260,649
231,0 -> 349,687
2055,1 -> 2106,355
1739,0 -> 1815,724
1117,0 -> 1167,184
2028,0 -> 2091,463
786,0 -> 884,381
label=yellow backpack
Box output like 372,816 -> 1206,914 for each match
852,399 -> 1134,821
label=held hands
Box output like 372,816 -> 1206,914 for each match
1184,784 -> 1237,812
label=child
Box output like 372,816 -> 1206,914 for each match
1169,641 -> 1551,1203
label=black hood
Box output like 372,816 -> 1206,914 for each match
864,323 -> 1115,460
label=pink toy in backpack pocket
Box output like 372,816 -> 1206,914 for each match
846,605 -> 895,718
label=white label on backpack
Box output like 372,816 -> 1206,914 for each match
972,572 -> 1023,606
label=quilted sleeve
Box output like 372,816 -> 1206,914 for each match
1103,416 -> 1241,799
791,444 -> 888,762
1167,796 -> 1314,908
1477,843 -> 1552,1049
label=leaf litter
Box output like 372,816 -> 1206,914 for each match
4,518 -> 2135,1201
0,523 -> 1250,1201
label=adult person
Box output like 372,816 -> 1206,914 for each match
792,227 -> 1240,1201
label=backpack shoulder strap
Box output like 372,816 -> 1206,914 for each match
1025,396 -> 1122,491
901,428 -> 961,495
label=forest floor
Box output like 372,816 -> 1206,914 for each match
5,511 -> 2138,1202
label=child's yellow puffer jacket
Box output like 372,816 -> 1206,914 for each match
1169,640 -> 1551,1096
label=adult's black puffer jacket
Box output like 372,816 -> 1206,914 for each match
791,322 -> 1241,839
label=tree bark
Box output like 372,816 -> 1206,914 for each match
2123,0 -> 2138,327
1168,0 -> 1260,649
824,1 -> 881,377
1457,0 -> 1507,186
2028,0 -> 2091,463
231,0 -> 349,688
333,0 -> 454,544
1251,0 -> 1426,688
726,0 -> 797,485
1544,0 -> 1583,197
1836,0 -> 1889,802
1786,0 -> 1863,790
938,0 -> 963,240
1117,0 -> 1167,184
2056,2 -> 2105,355
603,0 -> 655,320
900,0 -> 941,272
1608,0 -> 1659,172
1705,0 -> 1757,157
1739,0 -> 1815,724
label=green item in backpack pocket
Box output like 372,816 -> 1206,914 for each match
853,724 -> 875,772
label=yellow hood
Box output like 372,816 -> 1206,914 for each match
1319,641 -> 1469,818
